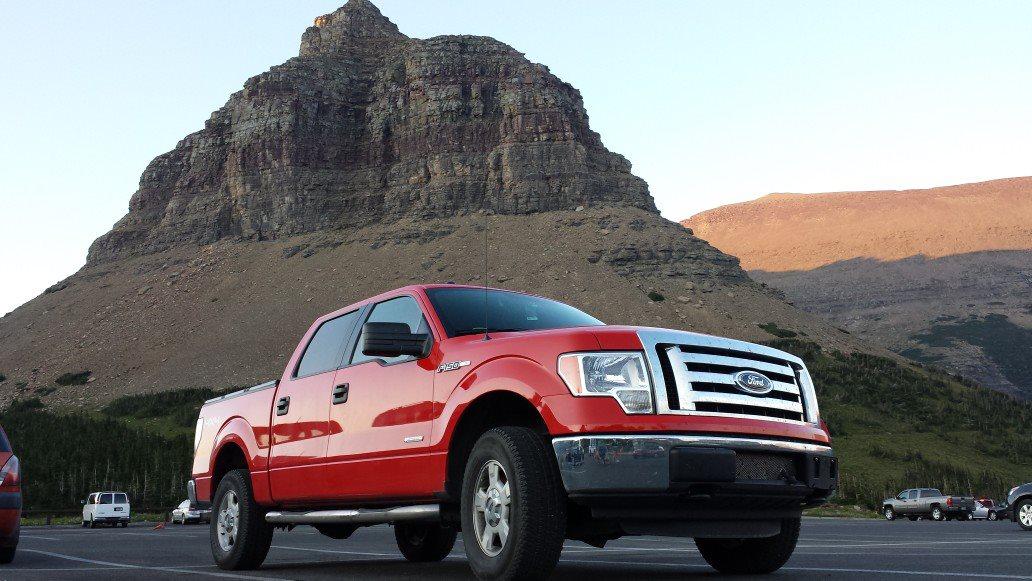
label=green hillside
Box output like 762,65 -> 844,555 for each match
2,341 -> 1030,511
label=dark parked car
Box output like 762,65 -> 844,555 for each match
0,426 -> 20,563
988,501 -> 1012,522
1007,483 -> 1032,530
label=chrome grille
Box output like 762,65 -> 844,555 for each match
664,344 -> 806,422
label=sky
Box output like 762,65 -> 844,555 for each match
2,0 -> 1032,315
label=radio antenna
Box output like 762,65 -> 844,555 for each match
480,205 -> 492,341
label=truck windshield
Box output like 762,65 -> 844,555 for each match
426,288 -> 604,338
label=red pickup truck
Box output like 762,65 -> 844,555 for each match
190,285 -> 836,579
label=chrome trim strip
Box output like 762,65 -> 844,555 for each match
686,371 -> 800,395
689,391 -> 804,413
552,434 -> 830,454
204,380 -> 278,405
677,352 -> 795,376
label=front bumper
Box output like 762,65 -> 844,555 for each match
553,434 -> 836,506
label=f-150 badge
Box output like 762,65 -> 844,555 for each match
438,360 -> 471,373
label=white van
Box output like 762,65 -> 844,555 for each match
82,492 -> 131,528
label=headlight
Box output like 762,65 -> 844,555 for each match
558,352 -> 654,414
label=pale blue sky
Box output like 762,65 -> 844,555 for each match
2,0 -> 1031,315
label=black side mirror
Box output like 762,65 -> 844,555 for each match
361,322 -> 430,359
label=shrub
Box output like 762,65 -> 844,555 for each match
55,371 -> 91,386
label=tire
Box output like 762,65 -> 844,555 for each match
696,517 -> 801,575
460,427 -> 566,581
1017,500 -> 1032,531
931,506 -> 944,521
395,522 -> 457,562
121,522 -> 128,528
210,469 -> 274,570
81,520 -> 87,528
0,546 -> 14,564
883,506 -> 896,521
989,511 -> 999,521
89,518 -> 96,529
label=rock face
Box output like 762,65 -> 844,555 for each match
682,177 -> 1032,399
88,0 -> 653,264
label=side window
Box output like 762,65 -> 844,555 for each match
897,491 -> 908,500
351,296 -> 430,366
907,490 -> 918,500
295,310 -> 361,378
88,494 -> 97,504
100,493 -> 113,505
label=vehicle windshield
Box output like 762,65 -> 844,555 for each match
426,288 -> 604,338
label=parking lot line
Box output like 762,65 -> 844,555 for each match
20,549 -> 291,580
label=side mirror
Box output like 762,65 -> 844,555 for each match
361,322 -> 430,359
81,500 -> 86,505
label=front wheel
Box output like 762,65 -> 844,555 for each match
1017,500 -> 1032,531
460,427 -> 566,581
395,522 -> 457,562
883,506 -> 896,521
210,469 -> 273,570
696,517 -> 801,575
988,511 -> 999,521
931,507 -> 944,521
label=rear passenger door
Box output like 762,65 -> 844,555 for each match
269,310 -> 361,503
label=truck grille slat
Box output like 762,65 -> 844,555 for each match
685,371 -> 800,395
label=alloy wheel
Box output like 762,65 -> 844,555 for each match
472,460 -> 511,557
217,490 -> 240,552
1020,504 -> 1032,528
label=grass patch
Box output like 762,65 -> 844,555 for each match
759,322 -> 797,338
55,371 -> 91,386
803,504 -> 879,519
21,512 -> 169,527
767,338 -> 1032,508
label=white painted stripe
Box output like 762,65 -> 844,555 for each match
20,549 -> 288,580
559,557 -> 1032,579
19,535 -> 59,540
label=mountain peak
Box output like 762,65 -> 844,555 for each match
300,0 -> 406,56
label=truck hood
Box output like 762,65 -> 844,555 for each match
591,325 -> 805,366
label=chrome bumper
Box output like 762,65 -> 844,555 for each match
552,434 -> 835,494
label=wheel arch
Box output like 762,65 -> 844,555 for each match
443,389 -> 551,500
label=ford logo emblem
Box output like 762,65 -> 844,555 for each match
733,370 -> 774,395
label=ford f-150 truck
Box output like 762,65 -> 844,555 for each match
881,488 -> 975,521
190,285 -> 837,579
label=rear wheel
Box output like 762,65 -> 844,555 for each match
89,517 -> 96,529
395,522 -> 457,562
210,469 -> 273,570
1017,500 -> 1032,531
696,517 -> 801,574
883,506 -> 896,521
460,427 -> 566,581
989,511 -> 999,521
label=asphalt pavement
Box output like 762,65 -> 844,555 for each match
3,517 -> 1029,580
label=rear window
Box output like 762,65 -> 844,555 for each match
115,493 -> 128,504
295,310 -> 360,377
100,493 -> 113,504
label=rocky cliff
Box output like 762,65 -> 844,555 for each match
88,0 -> 653,264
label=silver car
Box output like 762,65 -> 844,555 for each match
171,500 -> 211,525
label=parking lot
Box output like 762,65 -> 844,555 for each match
5,518 -> 1030,580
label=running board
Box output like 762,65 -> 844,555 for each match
265,504 -> 440,526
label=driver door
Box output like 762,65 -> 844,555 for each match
323,294 -> 438,501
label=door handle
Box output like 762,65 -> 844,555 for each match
276,396 -> 290,416
332,383 -> 349,405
